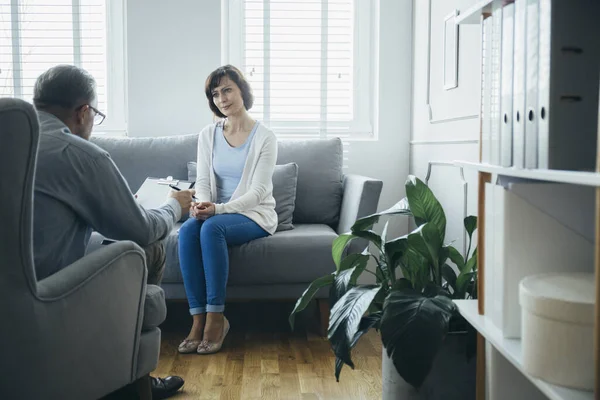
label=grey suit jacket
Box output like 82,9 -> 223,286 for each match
33,111 -> 181,280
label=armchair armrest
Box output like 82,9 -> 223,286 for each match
337,174 -> 383,254
36,241 -> 152,386
38,240 -> 146,298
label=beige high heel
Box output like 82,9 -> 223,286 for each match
197,317 -> 230,355
178,338 -> 203,354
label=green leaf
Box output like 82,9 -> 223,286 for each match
380,290 -> 456,388
381,220 -> 389,240
338,253 -> 369,273
334,312 -> 382,380
353,230 -> 383,250
407,223 -> 442,284
375,267 -> 385,284
403,248 -> 430,292
351,198 -> 412,232
392,278 -> 413,291
464,216 -> 477,239
405,176 -> 446,242
457,271 -> 475,295
330,259 -> 369,307
329,285 -> 381,379
442,264 -> 458,294
370,287 -> 388,313
447,245 -> 465,272
465,248 -> 477,273
385,235 -> 408,270
437,246 -> 450,274
332,234 -> 357,270
378,222 -> 392,281
423,283 -> 450,297
289,274 -> 335,330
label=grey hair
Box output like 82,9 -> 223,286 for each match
33,65 -> 96,109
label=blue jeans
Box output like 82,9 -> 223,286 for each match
178,214 -> 268,315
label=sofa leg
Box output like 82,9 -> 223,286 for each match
317,298 -> 330,338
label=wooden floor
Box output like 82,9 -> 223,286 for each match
155,301 -> 382,400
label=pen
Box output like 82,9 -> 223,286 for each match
169,184 -> 198,201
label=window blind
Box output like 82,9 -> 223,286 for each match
242,0 -> 361,138
0,0 -> 107,113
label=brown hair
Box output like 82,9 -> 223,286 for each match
205,65 -> 254,118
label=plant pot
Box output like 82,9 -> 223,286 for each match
382,346 -> 420,400
382,326 -> 476,400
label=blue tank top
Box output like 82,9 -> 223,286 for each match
212,121 -> 259,203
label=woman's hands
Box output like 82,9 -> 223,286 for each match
190,201 -> 216,220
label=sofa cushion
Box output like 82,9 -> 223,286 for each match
162,224 -> 337,285
276,138 -> 343,226
187,162 -> 299,232
91,134 -> 199,192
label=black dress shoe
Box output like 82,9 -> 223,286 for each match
150,375 -> 184,400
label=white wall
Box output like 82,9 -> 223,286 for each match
126,0 -> 221,137
410,0 -> 481,253
345,0 -> 413,239
124,0 -> 413,239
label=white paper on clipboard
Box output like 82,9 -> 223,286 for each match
135,177 -> 194,209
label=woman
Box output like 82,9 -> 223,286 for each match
177,65 -> 277,354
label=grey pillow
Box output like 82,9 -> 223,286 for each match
187,161 -> 298,232
187,161 -> 197,182
271,163 -> 298,231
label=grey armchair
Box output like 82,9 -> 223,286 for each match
0,98 -> 165,400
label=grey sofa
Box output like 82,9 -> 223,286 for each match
0,98 -> 164,399
91,133 -> 383,304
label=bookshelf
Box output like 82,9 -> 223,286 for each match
452,1 -> 600,399
455,300 -> 593,400
454,161 -> 600,187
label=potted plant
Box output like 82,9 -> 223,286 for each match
289,175 -> 478,399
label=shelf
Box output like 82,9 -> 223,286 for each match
456,0 -> 494,25
454,161 -> 600,187
454,300 -> 593,400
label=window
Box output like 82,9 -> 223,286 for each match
225,0 -> 375,139
0,0 -> 126,133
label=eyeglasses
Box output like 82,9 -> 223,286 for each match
82,104 -> 106,125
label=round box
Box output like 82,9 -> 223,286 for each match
519,272 -> 595,391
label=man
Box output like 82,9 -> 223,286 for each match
32,65 -> 191,400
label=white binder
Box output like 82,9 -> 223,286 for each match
499,3 -> 515,167
511,0 -> 527,168
489,3 -> 503,165
524,0 -> 539,169
537,0 -> 600,171
481,17 -> 493,164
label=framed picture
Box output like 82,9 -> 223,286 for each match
443,9 -> 460,90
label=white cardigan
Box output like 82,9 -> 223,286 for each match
194,121 -> 278,235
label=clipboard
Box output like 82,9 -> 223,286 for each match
135,177 -> 194,209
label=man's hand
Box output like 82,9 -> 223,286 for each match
193,201 -> 216,220
168,189 -> 196,214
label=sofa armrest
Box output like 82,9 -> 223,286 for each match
337,174 -> 383,253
